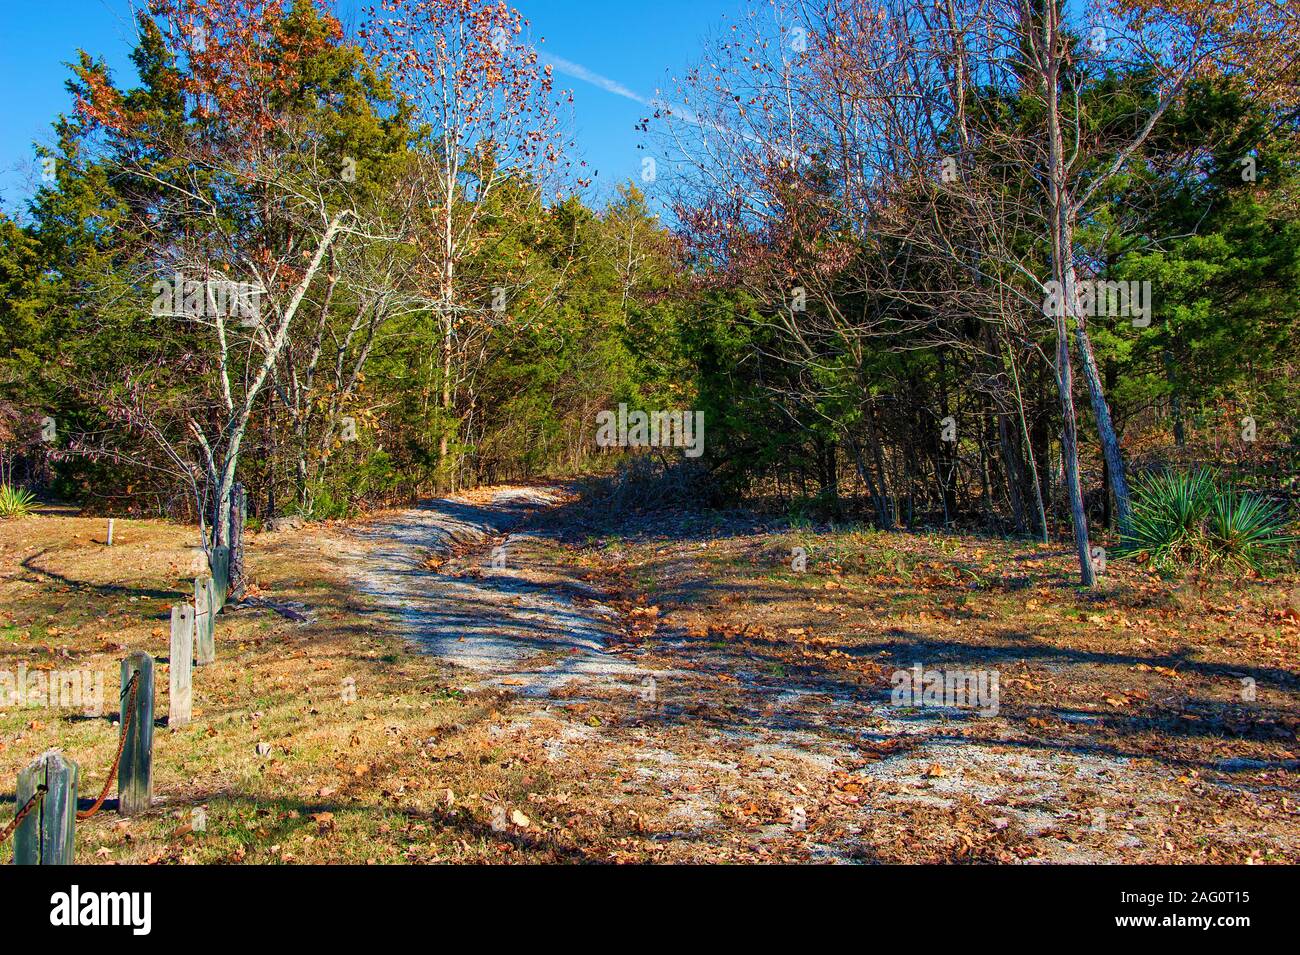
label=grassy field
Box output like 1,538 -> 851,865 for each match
0,510 -> 595,863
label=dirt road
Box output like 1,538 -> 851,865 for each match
342,486 -> 1297,863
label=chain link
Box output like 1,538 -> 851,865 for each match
0,785 -> 47,846
2,667 -> 145,856
77,671 -> 140,821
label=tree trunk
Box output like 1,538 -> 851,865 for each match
437,179 -> 457,483
865,410 -> 894,528
439,308 -> 453,471
1054,316 -> 1094,586
1008,345 -> 1049,543
1074,319 -> 1132,535
229,482 -> 247,599
997,411 -> 1028,533
817,434 -> 841,519
1042,1 -> 1095,585
847,434 -> 891,529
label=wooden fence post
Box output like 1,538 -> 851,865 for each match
118,652 -> 154,815
229,482 -> 246,600
13,751 -> 78,864
211,545 -> 230,610
194,575 -> 215,665
169,604 -> 193,728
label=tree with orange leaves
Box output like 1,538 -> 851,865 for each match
361,0 -> 578,484
69,0 -> 413,553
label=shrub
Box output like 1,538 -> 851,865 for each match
0,484 -> 37,519
579,455 -> 716,512
1205,487 -> 1298,574
1118,469 -> 1296,574
304,486 -> 354,521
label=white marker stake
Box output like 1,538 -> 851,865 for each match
107,518 -> 115,547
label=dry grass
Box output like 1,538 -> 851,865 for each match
549,507 -> 1300,862
0,511 -> 633,863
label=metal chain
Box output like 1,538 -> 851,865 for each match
0,786 -> 47,846
1,668 -> 144,848
77,671 -> 140,821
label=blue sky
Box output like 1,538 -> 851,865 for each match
0,0 -> 742,216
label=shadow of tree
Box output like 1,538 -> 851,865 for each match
20,549 -> 180,602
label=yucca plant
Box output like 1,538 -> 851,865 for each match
1118,469 -> 1297,574
1205,487 -> 1298,574
0,483 -> 37,519
1117,469 -> 1216,570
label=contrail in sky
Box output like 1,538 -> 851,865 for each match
541,51 -> 801,160
542,51 -> 713,130
544,53 -> 653,107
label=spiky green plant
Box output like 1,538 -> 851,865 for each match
1118,469 -> 1215,569
1205,487 -> 1298,574
1118,469 -> 1296,574
0,484 -> 37,519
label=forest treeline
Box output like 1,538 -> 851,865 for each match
0,0 -> 1296,585
0,0 -> 689,534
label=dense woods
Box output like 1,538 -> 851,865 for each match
1,0 -> 1296,585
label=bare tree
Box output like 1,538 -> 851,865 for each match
73,0 -> 402,548
660,0 -> 1297,582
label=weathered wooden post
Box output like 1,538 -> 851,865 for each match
13,751 -> 78,864
118,652 -> 154,815
194,575 -> 215,665
229,482 -> 246,600
106,518 -> 115,547
169,604 -> 193,728
211,545 -> 230,610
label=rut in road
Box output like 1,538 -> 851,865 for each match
346,487 -> 652,697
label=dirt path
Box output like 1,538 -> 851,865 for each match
341,487 -> 1294,863
347,487 -> 650,696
